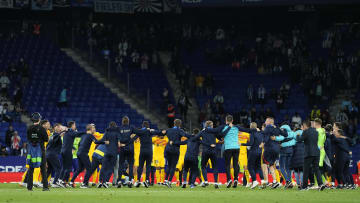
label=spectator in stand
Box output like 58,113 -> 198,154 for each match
118,39 -> 128,57
213,92 -> 224,107
8,63 -> 17,80
336,108 -> 349,125
115,56 -> 123,73
195,73 -> 205,96
167,104 -> 175,128
310,105 -> 321,121
232,58 -> 240,71
0,72 -> 10,97
20,142 -> 28,157
0,146 -> 8,157
292,112 -> 302,125
204,73 -> 214,96
131,49 -> 140,67
216,27 -> 225,40
140,53 -> 149,70
57,88 -> 68,108
163,88 -> 169,106
33,22 -> 41,35
13,85 -> 23,105
213,103 -> 224,117
249,107 -> 257,123
178,93 -> 192,123
11,131 -> 21,155
1,103 -> 12,123
273,63 -> 283,73
5,125 -> 14,148
257,84 -> 266,105
320,108 -> 330,125
247,84 -> 254,104
280,82 -> 290,99
315,81 -> 322,105
276,93 -> 284,110
204,100 -> 213,121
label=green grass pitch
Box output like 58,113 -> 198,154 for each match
0,184 -> 359,203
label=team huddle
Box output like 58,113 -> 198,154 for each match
22,112 -> 355,191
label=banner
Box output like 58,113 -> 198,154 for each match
71,0 -> 92,7
53,0 -> 70,7
134,0 -> 162,13
31,0 -> 53,10
14,0 -> 29,8
94,0 -> 134,13
0,156 -> 26,173
0,0 -> 13,8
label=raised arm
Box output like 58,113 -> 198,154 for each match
234,125 -> 255,134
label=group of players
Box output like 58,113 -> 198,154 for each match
23,112 -> 355,191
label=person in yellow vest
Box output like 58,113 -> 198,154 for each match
151,136 -> 168,185
88,131 -> 104,186
310,105 -> 321,120
175,137 -> 188,186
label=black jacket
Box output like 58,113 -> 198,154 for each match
118,125 -> 136,152
27,124 -> 48,152
77,133 -> 96,156
97,127 -> 120,156
165,127 -> 192,154
132,128 -> 163,153
184,136 -> 201,161
61,129 -> 86,154
334,137 -> 351,161
296,127 -> 319,158
291,141 -> 305,169
46,132 -> 62,156
195,130 -> 218,154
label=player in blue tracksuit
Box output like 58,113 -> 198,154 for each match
46,123 -> 67,187
274,124 -> 296,189
262,117 -> 286,189
132,121 -> 165,188
332,129 -> 354,189
59,121 -> 86,187
203,115 -> 238,188
117,116 -> 136,187
197,121 -> 221,188
81,144 -> 107,188
324,124 -> 335,187
70,124 -> 97,187
237,122 -> 264,189
163,119 -> 192,188
181,128 -> 201,189
97,121 -> 121,188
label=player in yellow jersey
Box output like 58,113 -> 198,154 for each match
151,136 -> 168,185
238,130 -> 250,186
88,130 -> 104,186
175,137 -> 187,185
133,136 -> 141,181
